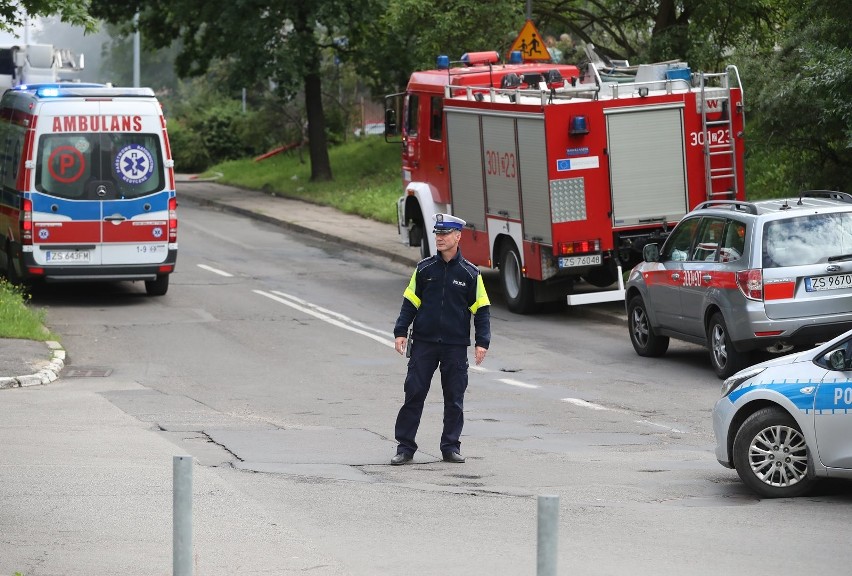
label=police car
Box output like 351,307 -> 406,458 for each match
625,192 -> 852,378
713,328 -> 852,497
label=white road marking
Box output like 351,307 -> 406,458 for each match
254,290 -> 395,348
197,264 -> 234,277
635,419 -> 687,434
561,398 -> 612,411
499,378 -> 539,389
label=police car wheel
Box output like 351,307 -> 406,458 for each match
732,406 -> 817,498
627,295 -> 668,356
707,312 -> 749,379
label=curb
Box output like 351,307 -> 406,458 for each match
0,340 -> 66,390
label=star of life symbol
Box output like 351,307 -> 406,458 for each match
152,227 -> 163,238
39,229 -> 49,240
115,144 -> 155,185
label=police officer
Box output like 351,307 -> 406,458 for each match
390,213 -> 491,465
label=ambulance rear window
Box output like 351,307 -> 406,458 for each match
35,133 -> 165,200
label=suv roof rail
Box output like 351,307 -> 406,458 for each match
695,200 -> 758,215
799,190 -> 852,204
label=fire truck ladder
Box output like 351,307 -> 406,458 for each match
699,65 -> 744,200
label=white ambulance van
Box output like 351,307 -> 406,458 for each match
0,83 -> 177,295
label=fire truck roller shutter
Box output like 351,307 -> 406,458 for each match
516,117 -> 550,246
481,115 -> 521,221
445,110 -> 485,231
605,105 -> 688,228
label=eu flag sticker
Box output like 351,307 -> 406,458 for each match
556,159 -> 571,171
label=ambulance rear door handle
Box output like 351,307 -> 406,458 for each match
702,274 -> 712,283
104,215 -> 127,223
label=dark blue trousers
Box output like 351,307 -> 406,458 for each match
394,340 -> 469,456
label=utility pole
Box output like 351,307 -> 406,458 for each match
133,12 -> 140,87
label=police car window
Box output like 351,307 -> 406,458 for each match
762,212 -> 852,267
662,217 -> 700,262
36,133 -> 164,200
691,217 -> 726,261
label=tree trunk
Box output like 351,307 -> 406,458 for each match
304,71 -> 333,182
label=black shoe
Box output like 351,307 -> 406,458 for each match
442,451 -> 465,463
391,452 -> 413,465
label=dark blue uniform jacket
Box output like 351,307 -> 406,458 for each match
393,249 -> 491,348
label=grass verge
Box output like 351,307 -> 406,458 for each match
0,279 -> 54,341
205,136 -> 402,224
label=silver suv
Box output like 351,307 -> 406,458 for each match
625,192 -> 852,378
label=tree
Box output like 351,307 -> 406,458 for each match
741,0 -> 852,195
0,0 -> 97,33
91,0 -> 379,182
533,0 -> 779,70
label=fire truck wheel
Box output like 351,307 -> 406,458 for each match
627,295 -> 669,356
410,221 -> 430,259
145,274 -> 170,296
499,242 -> 536,314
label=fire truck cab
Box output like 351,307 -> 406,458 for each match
389,50 -> 745,313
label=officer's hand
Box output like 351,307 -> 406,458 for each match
475,346 -> 487,365
395,336 -> 407,356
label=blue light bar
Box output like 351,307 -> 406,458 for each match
436,55 -> 450,70
36,87 -> 60,97
509,51 -> 523,64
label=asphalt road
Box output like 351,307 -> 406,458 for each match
8,191 -> 852,575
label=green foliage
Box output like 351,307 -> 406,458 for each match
167,121 -> 210,174
740,0 -> 852,195
0,279 -> 54,341
207,138 -> 400,224
0,0 -> 96,33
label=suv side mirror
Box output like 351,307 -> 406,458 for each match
643,243 -> 660,262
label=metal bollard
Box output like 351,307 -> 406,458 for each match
537,494 -> 559,576
173,455 -> 194,576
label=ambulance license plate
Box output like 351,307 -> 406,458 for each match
45,250 -> 91,263
558,254 -> 601,268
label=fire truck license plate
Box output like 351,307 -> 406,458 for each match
558,255 -> 601,268
45,250 -> 91,263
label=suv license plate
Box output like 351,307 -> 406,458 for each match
558,254 -> 602,268
805,273 -> 852,292
45,250 -> 91,263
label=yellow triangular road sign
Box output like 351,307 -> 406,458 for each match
508,20 -> 550,62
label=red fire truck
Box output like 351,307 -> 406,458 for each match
388,50 -> 745,313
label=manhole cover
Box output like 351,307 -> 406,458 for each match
64,367 -> 113,378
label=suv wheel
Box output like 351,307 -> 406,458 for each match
627,295 -> 669,356
733,406 -> 816,498
707,312 -> 749,378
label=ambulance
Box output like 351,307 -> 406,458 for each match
0,83 -> 177,295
